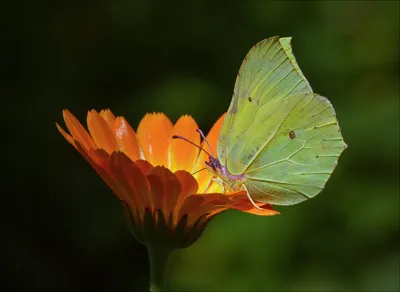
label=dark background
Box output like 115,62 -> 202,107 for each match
3,1 -> 399,291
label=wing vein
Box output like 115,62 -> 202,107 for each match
248,178 -> 311,199
247,177 -> 323,190
251,51 -> 288,97
259,67 -> 295,101
245,144 -> 306,174
243,96 -> 305,173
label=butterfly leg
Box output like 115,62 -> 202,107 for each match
242,184 -> 264,211
211,177 -> 226,193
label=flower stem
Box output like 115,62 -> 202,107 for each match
148,246 -> 172,292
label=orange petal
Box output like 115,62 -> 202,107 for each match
174,170 -> 199,196
99,109 -> 117,129
228,193 -> 280,216
234,205 -> 280,216
87,110 -> 118,154
86,148 -> 113,173
169,115 -> 200,172
202,193 -> 230,205
56,123 -> 76,148
146,166 -> 181,216
186,193 -> 230,225
134,160 -> 154,175
178,195 -> 205,223
114,117 -> 141,161
193,113 -> 226,192
136,113 -> 173,167
146,173 -> 163,212
173,170 -> 199,225
62,110 -> 96,150
188,205 -> 227,226
109,152 -> 151,214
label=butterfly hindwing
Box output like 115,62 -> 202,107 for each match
242,93 -> 346,205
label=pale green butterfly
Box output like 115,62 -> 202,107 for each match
175,36 -> 347,209
203,36 -> 347,209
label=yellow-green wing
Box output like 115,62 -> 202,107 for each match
218,36 -> 312,168
218,36 -> 346,205
241,92 -> 346,205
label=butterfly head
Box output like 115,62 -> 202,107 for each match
172,129 -> 245,185
205,155 -> 222,172
172,130 -> 220,173
205,154 -> 246,191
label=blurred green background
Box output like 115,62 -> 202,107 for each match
4,1 -> 399,291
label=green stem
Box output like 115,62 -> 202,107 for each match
148,246 -> 173,292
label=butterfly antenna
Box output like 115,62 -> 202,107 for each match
172,135 -> 213,157
196,129 -> 216,157
243,184 -> 264,211
191,167 -> 207,176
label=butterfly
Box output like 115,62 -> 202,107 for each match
202,36 -> 347,208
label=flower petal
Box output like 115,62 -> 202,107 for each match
109,152 -> 151,214
99,109 -> 116,129
62,110 -> 96,150
134,160 -> 154,175
146,166 -> 181,217
228,193 -> 280,216
187,193 -> 230,225
173,170 -> 199,225
87,110 -> 118,154
56,123 -> 76,148
239,206 -> 280,216
169,115 -> 200,172
114,117 -> 141,161
178,195 -> 205,223
137,113 -> 173,167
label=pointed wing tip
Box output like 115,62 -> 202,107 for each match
279,36 -> 292,44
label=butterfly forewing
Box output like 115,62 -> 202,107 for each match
218,37 -> 312,169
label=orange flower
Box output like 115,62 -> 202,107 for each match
56,110 -> 278,248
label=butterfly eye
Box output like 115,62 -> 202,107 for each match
205,159 -> 216,170
248,96 -> 252,102
289,131 -> 296,139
